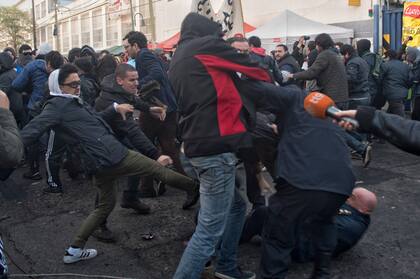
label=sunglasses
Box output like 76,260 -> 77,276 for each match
62,81 -> 81,89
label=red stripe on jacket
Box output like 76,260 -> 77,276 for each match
195,54 -> 271,136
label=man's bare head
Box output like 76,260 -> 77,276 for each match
346,187 -> 377,215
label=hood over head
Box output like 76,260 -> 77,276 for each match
0,52 -> 14,73
179,13 -> 224,44
100,73 -> 131,97
37,43 -> 52,56
48,69 -> 80,99
251,47 -> 266,57
356,39 -> 371,55
406,47 -> 420,64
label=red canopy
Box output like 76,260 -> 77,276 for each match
157,22 -> 256,51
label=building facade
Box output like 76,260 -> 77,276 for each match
15,0 -> 377,54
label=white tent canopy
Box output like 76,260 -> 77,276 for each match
247,10 -> 354,51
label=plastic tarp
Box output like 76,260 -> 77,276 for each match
247,9 -> 354,51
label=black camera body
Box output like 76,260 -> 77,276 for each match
304,36 -> 310,41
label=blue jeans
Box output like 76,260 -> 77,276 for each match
341,97 -> 370,154
174,153 -> 247,279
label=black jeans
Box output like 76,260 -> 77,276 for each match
387,99 -> 405,118
260,182 -> 347,279
412,96 -> 420,121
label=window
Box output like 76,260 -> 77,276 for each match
106,11 -> 118,46
40,26 -> 46,43
41,1 -> 47,18
35,4 -> 40,20
48,0 -> 55,13
121,15 -> 131,40
92,9 -> 103,49
61,21 -> 70,53
81,13 -> 91,46
71,18 -> 79,48
47,25 -> 53,46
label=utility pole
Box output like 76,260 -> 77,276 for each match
54,0 -> 60,51
148,0 -> 156,42
31,0 -> 37,49
129,0 -> 135,31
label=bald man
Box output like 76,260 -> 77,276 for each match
241,187 -> 377,262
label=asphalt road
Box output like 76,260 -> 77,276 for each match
1,142 -> 420,279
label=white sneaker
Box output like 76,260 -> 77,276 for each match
63,247 -> 97,264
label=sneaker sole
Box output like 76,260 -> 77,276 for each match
63,254 -> 97,264
214,272 -> 256,279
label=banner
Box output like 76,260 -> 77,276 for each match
403,1 -> 420,47
191,0 -> 244,37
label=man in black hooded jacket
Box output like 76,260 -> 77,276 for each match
170,13 -> 271,279
95,64 -> 199,215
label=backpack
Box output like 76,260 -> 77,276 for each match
363,52 -> 382,80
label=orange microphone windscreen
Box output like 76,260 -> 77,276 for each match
303,92 -> 335,119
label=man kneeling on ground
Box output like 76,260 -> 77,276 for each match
241,187 -> 377,262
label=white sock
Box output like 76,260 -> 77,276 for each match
67,246 -> 81,256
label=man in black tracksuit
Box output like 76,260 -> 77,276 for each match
20,64 -> 197,264
234,80 -> 355,279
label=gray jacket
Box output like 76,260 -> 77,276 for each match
294,48 -> 349,103
0,108 -> 24,168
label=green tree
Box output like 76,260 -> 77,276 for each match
0,6 -> 32,50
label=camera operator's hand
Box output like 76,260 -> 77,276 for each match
157,155 -> 173,166
0,90 -> 10,110
115,103 -> 134,120
333,110 -> 357,131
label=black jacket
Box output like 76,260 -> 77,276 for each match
0,53 -> 17,94
135,48 -> 177,113
356,106 -> 420,156
80,73 -> 100,107
95,74 -> 160,160
379,59 -> 410,101
169,13 -> 271,158
276,53 -> 301,86
345,54 -> 370,99
21,95 -> 128,174
249,48 -> 282,84
294,48 -> 349,103
360,51 -> 380,98
237,80 -> 355,196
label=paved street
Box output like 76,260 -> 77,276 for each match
1,142 -> 420,279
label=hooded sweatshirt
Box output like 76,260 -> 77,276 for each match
169,13 -> 271,157
95,74 -> 159,160
0,52 -> 17,94
407,47 -> 420,96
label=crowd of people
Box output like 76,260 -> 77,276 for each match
1,12 -> 420,279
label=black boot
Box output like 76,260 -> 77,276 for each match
92,223 -> 116,243
310,252 -> 332,279
138,179 -> 166,198
182,181 -> 200,210
23,160 -> 42,180
120,191 -> 151,214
